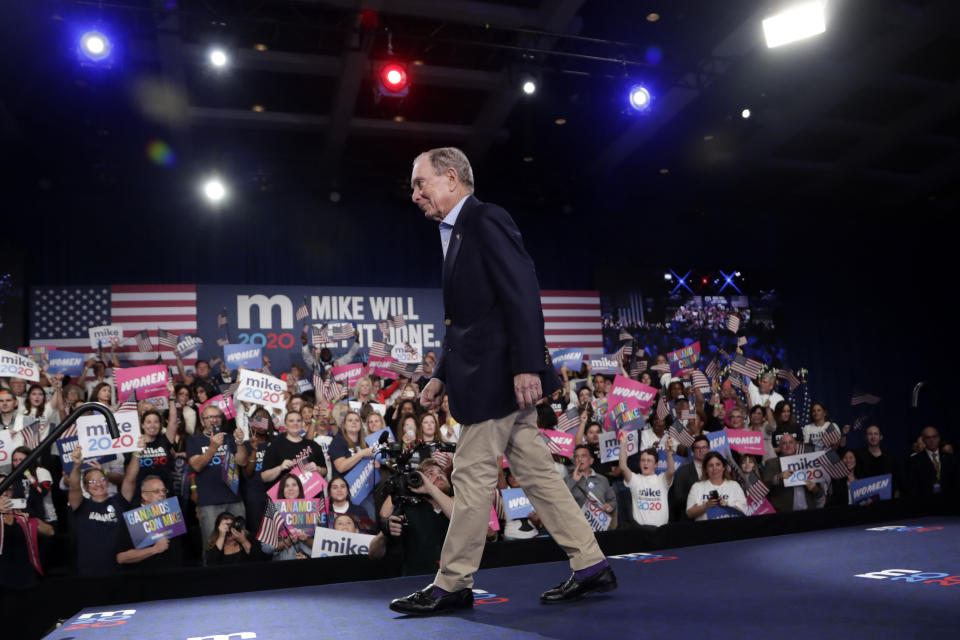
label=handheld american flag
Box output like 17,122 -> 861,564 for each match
726,314 -> 740,333
249,415 -> 270,432
850,392 -> 881,406
777,369 -> 801,391
256,499 -> 288,548
295,298 -> 310,322
134,330 -> 152,353
651,363 -> 670,374
329,323 -> 355,340
746,478 -> 770,504
690,370 -> 710,391
368,341 -> 389,358
556,407 -> 580,433
311,325 -> 328,348
321,379 -> 347,402
388,315 -> 406,329
117,398 -> 139,413
667,423 -> 695,448
656,394 -> 671,421
820,423 -> 842,448
730,354 -> 762,380
628,358 -> 647,378
737,336 -> 748,347
705,358 -> 722,380
158,328 -> 179,350
818,448 -> 850,479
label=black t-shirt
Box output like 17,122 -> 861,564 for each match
73,495 -> 129,576
400,500 -> 449,576
244,441 -> 269,500
203,540 -> 264,565
327,433 -> 362,479
261,436 -> 326,489
186,432 -> 239,507
137,434 -> 175,489
771,425 -> 804,450
0,519 -> 39,589
115,520 -> 185,571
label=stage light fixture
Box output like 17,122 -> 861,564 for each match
209,48 -> 229,68
376,62 -> 409,98
522,79 -> 537,95
741,108 -> 751,119
628,85 -> 652,111
80,30 -> 111,62
202,177 -> 227,203
762,1 -> 827,49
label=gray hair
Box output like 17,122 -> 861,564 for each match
414,147 -> 475,192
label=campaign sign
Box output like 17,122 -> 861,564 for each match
221,451 -> 239,494
581,500 -> 611,532
849,474 -> 893,505
17,345 -> 52,364
780,451 -> 827,487
223,344 -> 263,370
199,394 -> 237,421
390,343 -> 422,363
0,430 -> 13,466
55,436 -> 112,473
311,528 -> 375,558
599,429 -> 639,464
297,378 -> 313,393
267,465 -> 327,500
46,350 -> 84,377
588,353 -> 622,375
667,341 -> 701,377
706,430 -> 731,459
746,496 -> 776,516
77,411 -> 141,458
501,487 -> 534,520
608,375 -> 658,415
551,348 -> 584,372
176,333 -> 203,357
235,369 -> 287,411
591,397 -> 608,425
726,429 -> 765,456
275,499 -> 324,537
541,429 -> 575,459
344,458 -> 378,504
331,363 -> 364,388
114,364 -> 168,403
88,324 -> 123,350
706,505 -> 745,520
137,386 -> 169,411
367,356 -> 398,380
656,450 -> 687,475
0,349 -> 40,382
123,498 -> 187,549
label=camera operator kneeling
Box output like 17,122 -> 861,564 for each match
380,458 -> 454,576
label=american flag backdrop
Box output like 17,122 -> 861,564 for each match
540,290 -> 602,351
29,285 -> 198,368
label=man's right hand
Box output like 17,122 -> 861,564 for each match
210,432 -> 225,448
388,514 -> 404,537
152,537 -> 170,555
419,378 -> 444,410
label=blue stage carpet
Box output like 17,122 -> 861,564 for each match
47,516 -> 959,639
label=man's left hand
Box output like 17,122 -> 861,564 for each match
514,373 -> 542,410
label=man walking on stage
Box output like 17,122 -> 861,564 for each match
389,147 -> 615,616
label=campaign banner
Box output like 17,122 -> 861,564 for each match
587,353 -> 622,375
541,429 -> 575,459
223,344 -> 263,370
196,285 -> 445,375
706,430 -> 731,459
656,450 -> 687,475
344,458 -> 378,504
45,350 -> 85,376
780,451 -> 828,487
123,498 -> 187,549
275,499 -> 324,537
88,324 -> 123,349
706,505 -> 745,520
849,474 -> 893,505
235,369 -> 287,411
0,430 -> 13,466
367,356 -> 398,380
176,333 -> 204,357
137,385 -> 169,411
726,429 -> 765,456
114,365 -> 168,403
311,528 -> 375,558
390,343 -> 422,363
331,363 -> 364,388
599,430 -> 639,464
0,349 -> 40,382
501,487 -> 534,520
76,411 -> 141,458
221,451 -> 239,494
746,496 -> 776,516
199,394 -> 237,421
667,341 -> 701,377
608,375 -> 657,418
267,465 -> 327,500
551,348 -> 584,372
55,436 -> 112,473
581,500 -> 611,532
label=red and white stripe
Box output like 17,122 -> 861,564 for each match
540,290 -> 602,350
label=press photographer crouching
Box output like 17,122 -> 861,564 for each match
378,442 -> 455,576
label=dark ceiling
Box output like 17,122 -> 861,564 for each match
1,0 -> 958,287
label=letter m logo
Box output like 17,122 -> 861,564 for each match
187,633 -> 257,640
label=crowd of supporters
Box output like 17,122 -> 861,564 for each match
1,331 -> 957,593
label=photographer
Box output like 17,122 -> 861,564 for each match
381,458 -> 454,576
203,512 -> 263,565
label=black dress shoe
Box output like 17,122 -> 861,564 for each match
389,584 -> 474,616
540,565 -> 617,603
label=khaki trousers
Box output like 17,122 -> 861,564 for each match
433,408 -> 605,590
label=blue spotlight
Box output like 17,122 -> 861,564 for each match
628,85 -> 652,112
80,30 -> 112,62
718,270 -> 742,294
670,270 -> 694,294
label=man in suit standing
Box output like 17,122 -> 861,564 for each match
390,147 -> 614,616
907,426 -> 956,498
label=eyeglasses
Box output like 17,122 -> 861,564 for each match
85,478 -> 107,486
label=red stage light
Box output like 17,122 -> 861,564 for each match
380,63 -> 408,92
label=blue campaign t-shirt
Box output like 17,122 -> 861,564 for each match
186,432 -> 239,507
73,494 -> 129,576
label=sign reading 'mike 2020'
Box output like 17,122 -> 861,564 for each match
196,286 -> 445,373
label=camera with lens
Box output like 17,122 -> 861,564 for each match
372,431 -> 455,513
231,515 -> 246,533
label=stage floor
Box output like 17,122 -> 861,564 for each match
47,516 -> 959,640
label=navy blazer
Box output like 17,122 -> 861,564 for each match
432,195 -> 560,424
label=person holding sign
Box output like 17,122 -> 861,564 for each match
260,411 -> 326,489
685,452 -> 747,520
620,441 -> 675,528
761,434 -> 823,512
115,475 -> 184,570
391,148 -> 612,616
